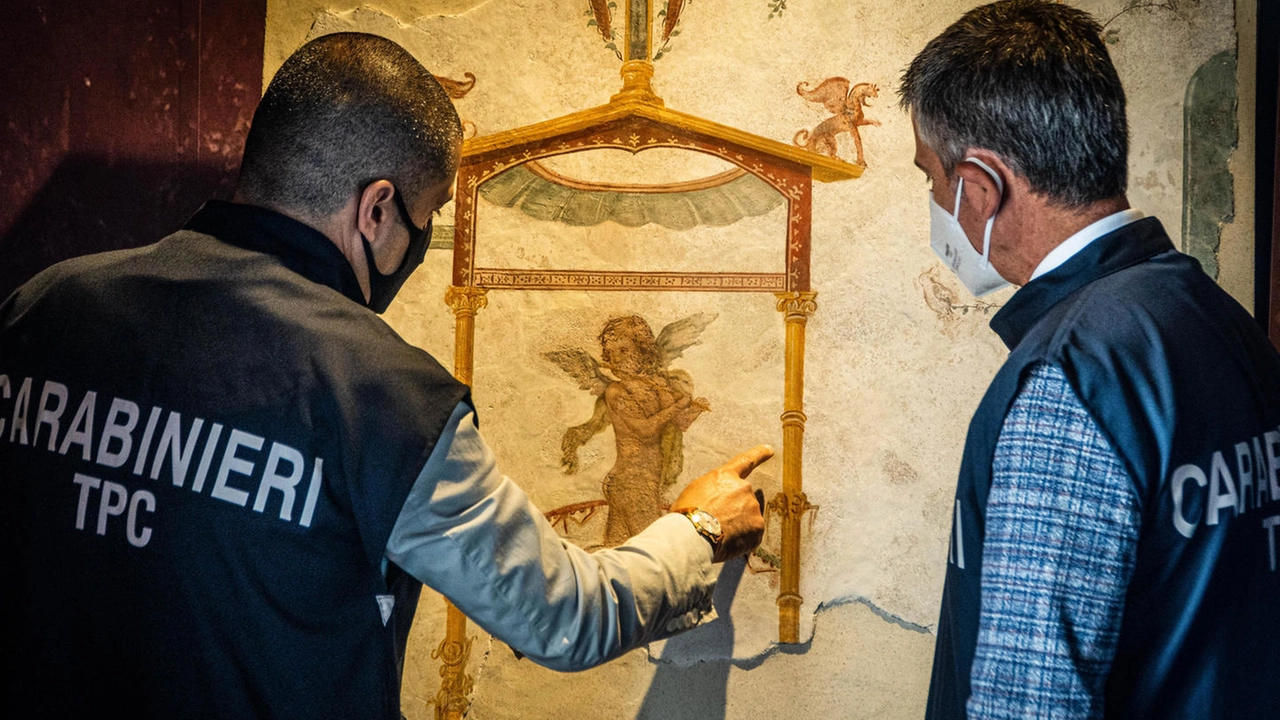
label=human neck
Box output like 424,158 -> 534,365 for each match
1001,194 -> 1131,286
232,189 -> 371,302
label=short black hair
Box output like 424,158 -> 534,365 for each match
237,32 -> 462,217
899,0 -> 1128,207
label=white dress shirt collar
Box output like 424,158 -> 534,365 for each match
1029,208 -> 1145,281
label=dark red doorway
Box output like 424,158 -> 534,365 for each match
0,0 -> 266,300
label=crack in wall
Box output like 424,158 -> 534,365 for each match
818,594 -> 933,635
642,592 -> 934,670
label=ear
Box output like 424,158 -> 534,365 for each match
355,180 -> 399,271
953,151 -> 1011,221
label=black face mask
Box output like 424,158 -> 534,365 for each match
361,187 -> 432,313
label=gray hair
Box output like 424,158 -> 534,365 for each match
237,32 -> 462,217
899,0 -> 1128,207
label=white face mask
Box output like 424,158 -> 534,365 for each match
928,157 -> 1009,297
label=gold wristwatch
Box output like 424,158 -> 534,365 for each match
681,508 -> 724,550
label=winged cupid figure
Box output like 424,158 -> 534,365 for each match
544,313 -> 715,546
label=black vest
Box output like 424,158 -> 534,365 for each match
926,218 -> 1280,719
1,202 -> 469,719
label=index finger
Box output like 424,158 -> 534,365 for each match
722,445 -> 775,479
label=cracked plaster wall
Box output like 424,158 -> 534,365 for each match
262,1 -> 1254,717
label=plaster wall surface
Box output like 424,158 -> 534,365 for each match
261,1 -> 1251,717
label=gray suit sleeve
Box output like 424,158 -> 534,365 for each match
385,402 -> 718,671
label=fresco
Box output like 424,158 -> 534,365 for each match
261,0 -> 1250,716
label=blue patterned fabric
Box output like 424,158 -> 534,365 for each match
967,363 -> 1141,719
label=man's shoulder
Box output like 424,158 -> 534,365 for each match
1041,245 -> 1239,342
14,242 -> 153,291
1,242 -> 166,327
1022,242 -> 1280,416
7,231 -> 455,386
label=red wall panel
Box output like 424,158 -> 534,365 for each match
0,0 -> 265,299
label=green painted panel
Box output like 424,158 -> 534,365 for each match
477,164 -> 785,230
1182,50 -> 1237,279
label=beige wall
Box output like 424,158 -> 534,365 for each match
263,2 -> 1253,717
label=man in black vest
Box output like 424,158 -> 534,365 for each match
900,1 -> 1280,718
0,32 -> 769,718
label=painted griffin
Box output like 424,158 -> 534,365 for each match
793,78 -> 881,167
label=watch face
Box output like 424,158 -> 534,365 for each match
694,510 -> 722,537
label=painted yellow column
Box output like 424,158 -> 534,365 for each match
433,285 -> 488,720
772,291 -> 817,644
445,285 -> 487,386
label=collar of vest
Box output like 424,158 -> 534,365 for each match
989,216 -> 1174,350
183,200 -> 367,306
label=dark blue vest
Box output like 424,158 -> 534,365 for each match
926,218 -> 1280,719
1,202 -> 469,719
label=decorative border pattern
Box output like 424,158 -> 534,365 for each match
472,269 -> 787,291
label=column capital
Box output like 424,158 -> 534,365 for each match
775,291 -> 818,321
445,285 -> 489,317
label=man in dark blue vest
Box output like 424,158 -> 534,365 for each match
0,32 -> 769,718
899,1 -> 1280,717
